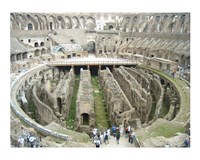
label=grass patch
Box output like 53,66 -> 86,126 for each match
149,121 -> 186,138
92,76 -> 110,130
66,75 -> 80,130
148,94 -> 156,121
28,99 -> 36,119
161,97 -> 170,117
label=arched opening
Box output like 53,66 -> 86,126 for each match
22,52 -> 28,59
81,113 -> 89,125
109,25 -> 114,30
87,41 -> 95,53
29,77 -> 32,83
35,49 -> 40,57
11,54 -> 16,62
57,97 -> 62,114
41,48 -> 46,55
28,23 -> 33,30
160,79 -> 165,85
25,80 -> 28,87
40,42 -> 44,46
67,55 -> 71,58
16,53 -> 21,61
72,53 -> 76,57
34,42 -> 39,47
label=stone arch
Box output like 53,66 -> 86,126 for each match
25,80 -> 28,87
132,16 -> 139,32
79,16 -> 85,29
41,48 -> 46,55
72,16 -> 80,29
170,14 -> 177,33
86,17 -> 95,30
57,16 -> 65,29
34,49 -> 40,57
64,16 -> 72,29
15,14 -> 25,30
41,15 -> 48,30
39,71 -> 43,77
29,76 -> 32,83
16,53 -> 22,61
11,54 -> 16,62
10,18 -> 18,30
180,14 -> 186,33
26,14 -> 38,30
47,48 -> 51,54
87,41 -> 96,53
108,25 -> 114,30
34,15 -> 45,30
124,16 -> 131,31
22,52 -> 28,60
48,15 -> 57,30
57,97 -> 62,114
34,42 -> 39,47
40,42 -> 44,46
81,113 -> 89,125
34,74 -> 37,79
27,23 -> 33,30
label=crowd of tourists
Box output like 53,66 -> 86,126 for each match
17,131 -> 42,148
92,124 -> 137,148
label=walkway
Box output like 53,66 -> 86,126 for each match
100,135 -> 136,148
48,57 -> 137,66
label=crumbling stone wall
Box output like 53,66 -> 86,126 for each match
75,69 -> 95,132
113,66 -> 152,124
33,68 -> 75,125
99,68 -> 135,126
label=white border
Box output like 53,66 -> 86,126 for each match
1,0 -> 199,160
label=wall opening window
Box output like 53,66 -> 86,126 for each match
28,23 -> 33,30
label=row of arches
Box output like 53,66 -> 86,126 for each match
11,13 -> 96,31
17,70 -> 44,99
119,14 -> 190,33
11,48 -> 50,63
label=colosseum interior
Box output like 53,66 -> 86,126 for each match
10,12 -> 190,148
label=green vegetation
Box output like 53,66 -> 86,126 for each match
92,76 -> 110,130
148,94 -> 156,121
66,75 -> 80,130
28,99 -> 36,119
148,121 -> 186,138
161,97 -> 170,117
138,64 -> 190,123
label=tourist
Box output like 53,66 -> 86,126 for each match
111,125 -> 117,137
104,131 -> 109,144
116,128 -> 120,144
130,131 -> 136,144
183,137 -> 190,147
125,127 -> 128,138
107,128 -> 111,139
18,137 -> 24,147
120,127 -> 124,136
100,132 -> 104,144
95,138 -> 101,148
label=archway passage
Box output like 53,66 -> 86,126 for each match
57,97 -> 62,114
109,25 -> 114,30
87,41 -> 95,53
82,113 -> 89,125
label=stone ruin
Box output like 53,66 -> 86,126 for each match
75,69 -> 95,133
10,12 -> 190,147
